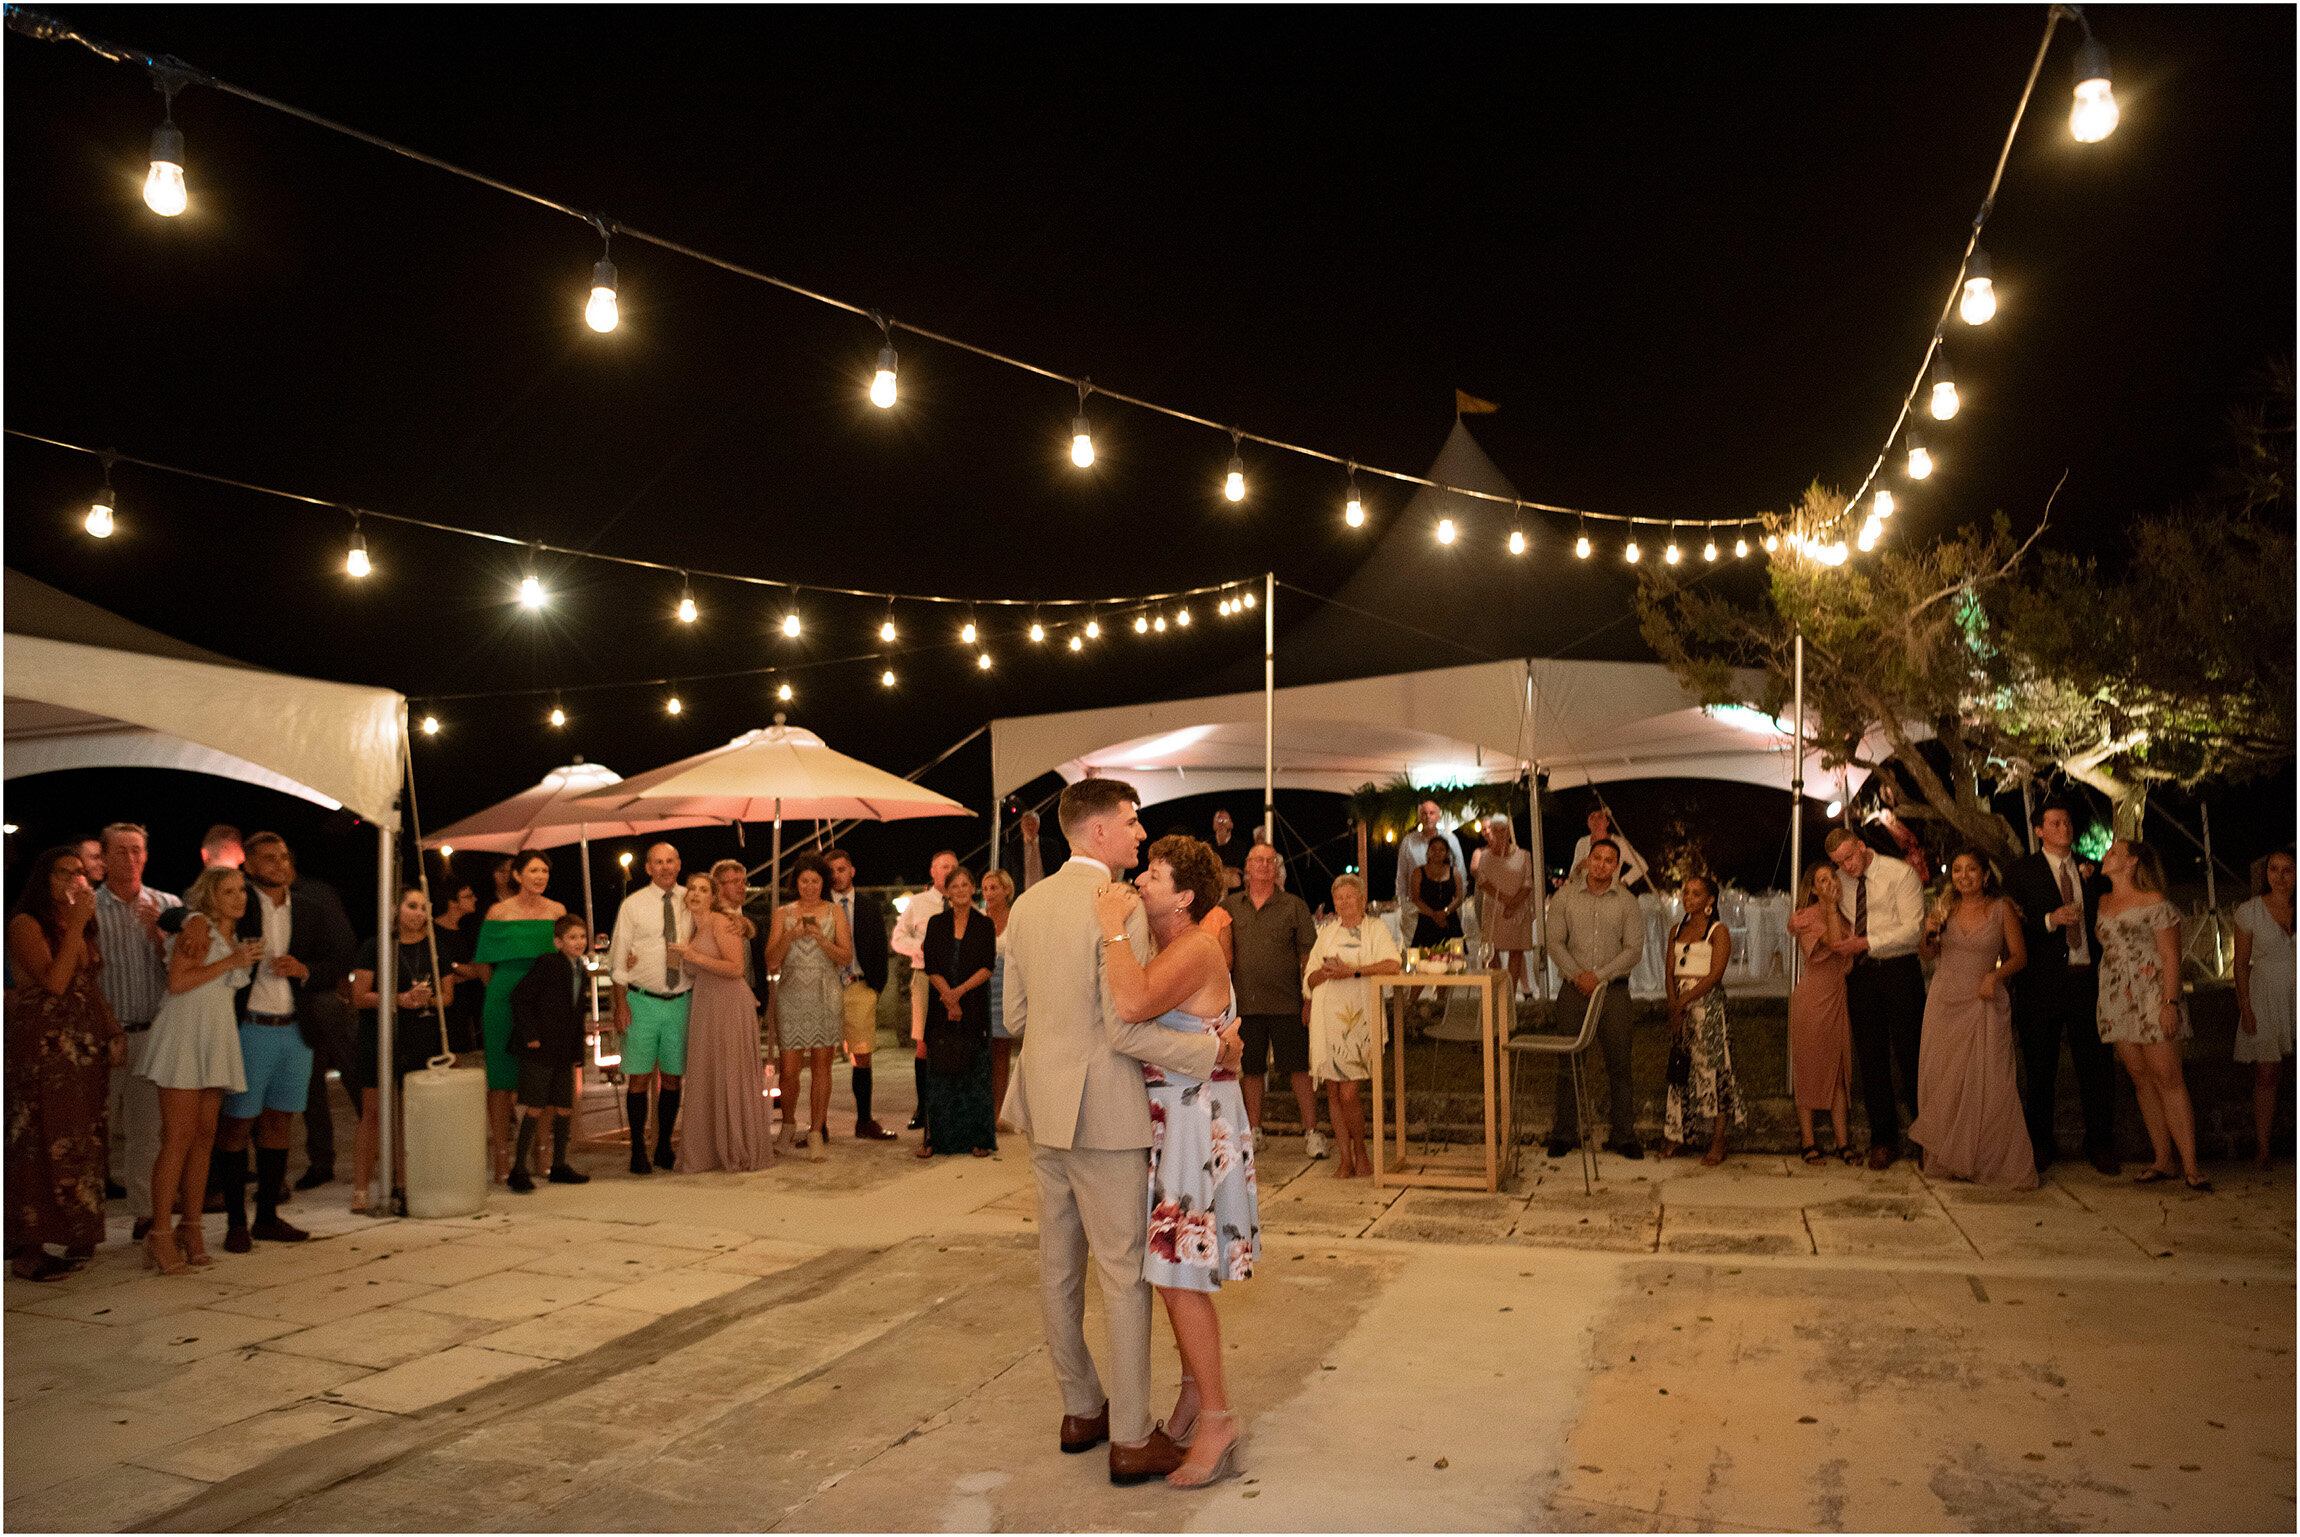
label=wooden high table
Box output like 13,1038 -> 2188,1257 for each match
1370,969 -> 1516,1191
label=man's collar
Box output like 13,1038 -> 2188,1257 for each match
1246,883 -> 1276,907
101,879 -> 143,903
1583,876 -> 1614,897
1065,853 -> 1113,879
651,877 -> 679,891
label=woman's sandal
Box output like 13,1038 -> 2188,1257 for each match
2183,1173 -> 2214,1193
1166,1409 -> 1242,1489
2132,1167 -> 2174,1184
1799,1145 -> 1825,1166
143,1226 -> 188,1276
1164,1376 -> 1200,1447
1836,1146 -> 1861,1166
176,1221 -> 214,1267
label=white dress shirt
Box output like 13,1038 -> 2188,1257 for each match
608,882 -> 694,996
889,885 -> 947,965
249,885 -> 296,1014
1836,852 -> 1926,960
2042,848 -> 2092,965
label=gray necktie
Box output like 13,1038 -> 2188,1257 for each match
662,889 -> 681,988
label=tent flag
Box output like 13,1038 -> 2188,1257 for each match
1454,389 -> 1500,415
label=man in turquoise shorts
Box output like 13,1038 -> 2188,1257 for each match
609,842 -> 694,1175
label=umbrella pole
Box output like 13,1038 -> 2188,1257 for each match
770,798 -> 783,932
579,827 -> 596,939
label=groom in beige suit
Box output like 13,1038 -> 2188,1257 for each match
1002,776 -> 1240,1485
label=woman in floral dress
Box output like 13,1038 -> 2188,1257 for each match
1094,835 -> 1255,1490
1662,876 -> 1743,1164
2095,839 -> 2207,1191
1303,875 -> 1403,1180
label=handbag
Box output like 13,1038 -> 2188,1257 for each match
1665,1036 -> 1693,1089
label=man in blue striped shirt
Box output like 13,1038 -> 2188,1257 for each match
92,823 -> 180,1238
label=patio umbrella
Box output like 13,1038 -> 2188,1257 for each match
571,722 -> 972,915
419,758 -> 726,935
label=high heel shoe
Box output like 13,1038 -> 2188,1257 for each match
1164,1375 -> 1200,1446
143,1226 -> 188,1276
807,1128 -> 828,1164
1165,1409 -> 1241,1489
175,1220 -> 214,1267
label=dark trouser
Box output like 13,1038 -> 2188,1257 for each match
1553,985 -> 1636,1143
1845,954 -> 1925,1152
2012,965 -> 2115,1165
297,991 -> 360,1173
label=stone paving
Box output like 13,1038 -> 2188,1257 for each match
6,1103 -> 2292,1532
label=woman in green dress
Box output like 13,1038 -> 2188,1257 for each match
474,851 -> 565,1184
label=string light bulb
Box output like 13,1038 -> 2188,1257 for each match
583,217 -> 619,333
1344,467 -> 1365,528
1858,516 -> 1883,552
676,575 -> 697,624
85,473 -> 116,540
1929,345 -> 1960,420
143,89 -> 186,216
879,603 -> 898,644
666,694 -> 682,715
869,324 -> 899,409
1029,620 -> 1045,642
1153,615 -> 1167,633
619,851 -> 633,870
1764,532 -> 1780,553
1224,432 -> 1246,502
1874,490 -> 1895,519
1735,536 -> 1750,558
960,618 -> 977,645
1134,615 -> 1149,634
1085,617 -> 1100,639
781,611 -> 802,638
1625,539 -> 1641,564
1958,247 -> 1997,326
1906,431 -> 1933,480
345,520 -> 371,578
1436,518 -> 1457,545
1176,608 -> 1190,627
1070,382 -> 1095,468
777,682 -> 794,702
1508,528 -> 1526,556
1068,634 -> 1083,652
1241,590 -> 1254,610
2071,35 -> 2119,143
1665,528 -> 1682,565
977,651 -> 993,670
420,714 -> 439,736
549,702 -> 566,728
1575,521 -> 1591,560
1703,538 -> 1718,562
881,667 -> 897,687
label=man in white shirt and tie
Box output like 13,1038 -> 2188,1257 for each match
609,842 -> 694,1175
2004,800 -> 2119,1174
1826,827 -> 1929,1169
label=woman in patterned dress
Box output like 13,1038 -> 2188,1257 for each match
2095,839 -> 2208,1191
1093,835 -> 1255,1490
6,846 -> 123,1280
1661,875 -> 1743,1164
2233,850 -> 2294,1169
1302,874 -> 1403,1180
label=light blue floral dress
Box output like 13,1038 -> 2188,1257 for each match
1142,985 -> 1258,1292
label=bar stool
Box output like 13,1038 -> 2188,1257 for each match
1505,980 -> 1610,1195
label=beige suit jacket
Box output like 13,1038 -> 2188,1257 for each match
1000,859 -> 1223,1150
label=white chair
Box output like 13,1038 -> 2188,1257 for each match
1505,979 -> 1611,1195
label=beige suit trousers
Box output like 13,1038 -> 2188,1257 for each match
1030,1140 -> 1156,1444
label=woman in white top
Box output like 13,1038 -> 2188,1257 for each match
1474,814 -> 1536,1003
2234,849 -> 2294,1169
1662,875 -> 1741,1164
1301,875 -> 1402,1180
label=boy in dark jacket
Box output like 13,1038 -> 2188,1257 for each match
507,915 -> 594,1192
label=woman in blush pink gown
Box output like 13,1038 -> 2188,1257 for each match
672,874 -> 774,1173
1787,862 -> 1857,1164
1907,849 -> 2036,1189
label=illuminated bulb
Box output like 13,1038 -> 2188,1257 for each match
1508,529 -> 1526,555
777,682 -> 794,702
549,706 -> 566,727
1153,616 -> 1167,633
346,532 -> 371,578
619,852 -> 632,869
1625,540 -> 1641,563
1176,609 -> 1190,627
1826,798 -> 1844,817
677,594 -> 697,623
782,612 -> 802,638
1858,517 -> 1882,551
1874,490 -> 1895,518
1068,634 -> 1083,651
1241,591 -> 1254,609
881,668 -> 897,687
1070,414 -> 1095,468
585,259 -> 620,333
1764,533 -> 1780,552
869,344 -> 899,408
1218,600 -> 1230,616
977,652 -> 993,670
1436,518 -> 1457,545
1931,380 -> 1960,420
1575,534 -> 1591,559
961,621 -> 977,644
879,619 -> 897,642
2071,38 -> 2119,142
1703,540 -> 1718,562
1029,622 -> 1045,642
1224,452 -> 1245,503
1906,433 -> 1933,479
1344,481 -> 1365,527
439,845 -> 453,858
1958,249 -> 1996,326
420,715 -> 439,736
1734,537 -> 1749,558
666,695 -> 682,715
1085,619 -> 1100,639
143,121 -> 186,216
519,575 -> 545,609
1134,616 -> 1149,634
85,486 -> 116,539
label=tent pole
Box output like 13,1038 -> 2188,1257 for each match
1529,769 -> 1549,1006
990,758 -> 1002,886
770,798 -> 783,932
579,827 -> 596,940
1789,629 -> 1805,993
1262,570 -> 1275,844
374,819 -> 395,1216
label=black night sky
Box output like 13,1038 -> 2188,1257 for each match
4,5 -> 2293,910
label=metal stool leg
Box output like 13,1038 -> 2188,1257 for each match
1570,1049 -> 1597,1196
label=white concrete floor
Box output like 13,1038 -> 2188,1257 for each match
9,1064 -> 2293,1532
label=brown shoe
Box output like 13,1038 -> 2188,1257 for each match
2089,1150 -> 2121,1176
855,1120 -> 899,1142
1865,1145 -> 1894,1171
1060,1402 -> 1109,1455
1109,1427 -> 1188,1486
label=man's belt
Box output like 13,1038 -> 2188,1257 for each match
627,985 -> 688,1001
121,1021 -> 153,1033
247,1010 -> 297,1026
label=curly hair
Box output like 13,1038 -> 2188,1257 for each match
1146,835 -> 1226,922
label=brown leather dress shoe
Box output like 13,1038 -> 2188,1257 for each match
1108,1427 -> 1187,1486
1060,1402 -> 1109,1455
1865,1145 -> 1894,1171
855,1120 -> 899,1142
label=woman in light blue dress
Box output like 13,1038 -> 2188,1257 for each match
1094,835 -> 1255,1491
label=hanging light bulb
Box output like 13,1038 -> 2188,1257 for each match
1241,591 -> 1255,610
977,651 -> 993,670
1625,539 -> 1641,563
676,575 -> 697,624
879,606 -> 898,643
1436,518 -> 1457,545
1874,490 -> 1896,519
1958,247 -> 1997,326
585,260 -> 619,333
777,682 -> 794,702
1703,538 -> 1719,562
1734,536 -> 1750,558
420,714 -> 440,736
666,694 -> 682,715
1575,524 -> 1591,560
869,334 -> 899,409
439,845 -> 453,858
1070,383 -> 1095,468
1764,532 -> 1780,553
2071,35 -> 2119,143
1219,600 -> 1231,616
143,95 -> 187,217
1508,528 -> 1527,556
1085,617 -> 1100,639
1134,615 -> 1149,634
961,619 -> 977,645
345,524 -> 371,578
1929,345 -> 1960,420
519,571 -> 545,609
1858,516 -> 1883,552
1223,432 -> 1246,502
549,703 -> 566,728
881,667 -> 898,687
1176,608 -> 1191,627
1906,431 -> 1933,480
1153,615 -> 1167,633
1068,634 -> 1083,652
1029,620 -> 1046,642
782,611 -> 802,638
1665,538 -> 1682,565
1344,468 -> 1365,528
85,476 -> 117,540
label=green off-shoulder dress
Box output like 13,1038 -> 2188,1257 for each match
476,918 -> 560,1092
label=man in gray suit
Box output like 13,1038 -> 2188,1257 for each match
1002,777 -> 1242,1486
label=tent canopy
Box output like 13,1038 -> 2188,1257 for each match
4,570 -> 404,827
992,658 -> 1869,812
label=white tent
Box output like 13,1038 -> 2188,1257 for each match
991,657 -> 1870,810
